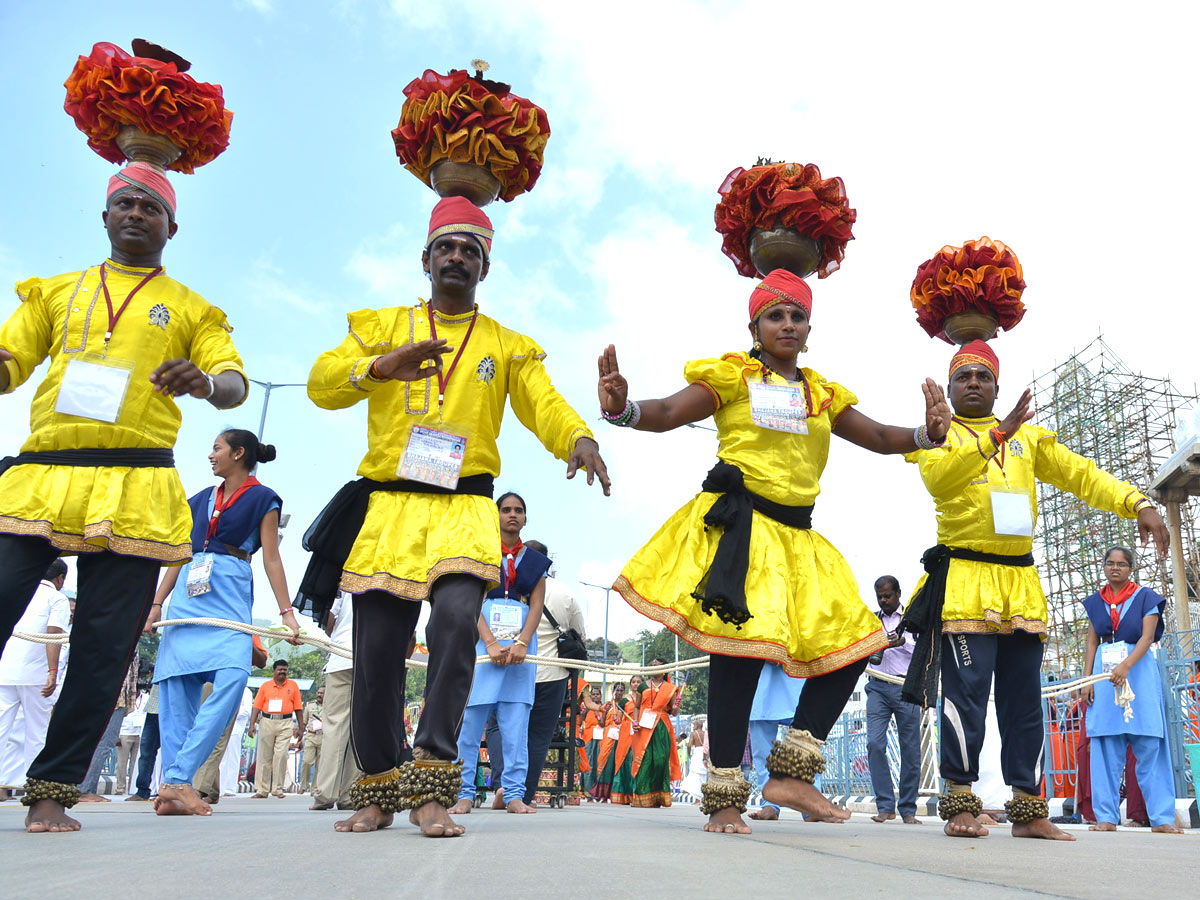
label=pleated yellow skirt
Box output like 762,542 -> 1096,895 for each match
615,491 -> 886,677
913,558 -> 1049,636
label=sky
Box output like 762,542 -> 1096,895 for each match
1,0 -> 1197,647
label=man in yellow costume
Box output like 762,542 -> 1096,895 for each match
300,196 -> 608,838
902,340 -> 1169,841
0,162 -> 248,833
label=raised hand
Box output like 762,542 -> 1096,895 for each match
921,378 -> 952,442
371,339 -> 453,382
997,388 -> 1035,439
597,344 -> 628,416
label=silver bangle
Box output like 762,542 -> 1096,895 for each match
627,399 -> 642,428
914,424 -> 941,450
201,372 -> 216,400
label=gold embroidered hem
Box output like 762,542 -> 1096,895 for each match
616,576 -> 887,678
0,515 -> 191,562
629,791 -> 672,809
341,557 -> 501,601
943,614 -> 1048,637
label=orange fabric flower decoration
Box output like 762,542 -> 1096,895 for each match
910,237 -> 1027,342
714,162 -> 856,279
392,69 -> 550,203
63,42 -> 232,174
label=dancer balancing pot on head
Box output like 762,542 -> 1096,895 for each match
600,269 -> 953,835
143,429 -> 300,817
899,340 -> 1171,841
1081,546 -> 1183,834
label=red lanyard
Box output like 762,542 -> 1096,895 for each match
953,417 -> 1006,472
426,302 -> 479,412
500,541 -> 523,598
99,263 -> 162,347
204,476 -> 259,550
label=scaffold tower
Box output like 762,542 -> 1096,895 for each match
1031,336 -> 1199,675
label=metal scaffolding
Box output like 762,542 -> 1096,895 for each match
1031,336 -> 1200,675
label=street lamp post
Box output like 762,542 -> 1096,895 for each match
581,580 -> 614,697
249,378 -> 307,443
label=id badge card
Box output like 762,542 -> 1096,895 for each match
1100,642 -> 1129,674
54,353 -> 135,423
990,487 -> 1034,536
592,727 -> 604,741
487,601 -> 524,641
607,726 -> 620,740
267,697 -> 284,713
397,423 -> 468,489
639,710 -> 658,729
748,378 -> 809,434
186,553 -> 214,597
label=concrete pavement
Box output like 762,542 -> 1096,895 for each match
2,794 -> 1197,899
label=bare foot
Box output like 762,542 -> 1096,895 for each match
943,811 -> 989,838
250,793 -> 269,799
978,813 -> 1000,825
903,815 -> 922,825
749,805 -> 779,821
154,784 -> 212,817
1088,822 -> 1117,832
1012,818 -> 1076,841
24,799 -> 82,833
1151,824 -> 1184,834
762,776 -> 850,822
334,804 -> 394,833
506,798 -> 536,814
491,788 -> 505,810
703,806 -> 752,834
871,812 -> 896,823
448,798 -> 473,815
409,800 -> 466,837
76,793 -> 109,803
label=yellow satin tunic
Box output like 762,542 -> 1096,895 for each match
308,301 -> 593,600
905,415 -> 1149,635
0,260 -> 247,562
615,352 -> 887,677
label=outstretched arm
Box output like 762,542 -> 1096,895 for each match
597,345 -> 715,433
833,378 -> 952,453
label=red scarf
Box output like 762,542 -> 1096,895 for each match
501,540 -> 523,596
1099,580 -> 1138,634
204,475 -> 260,549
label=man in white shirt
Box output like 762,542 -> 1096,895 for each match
0,560 -> 70,797
490,541 -> 586,806
311,593 -> 361,810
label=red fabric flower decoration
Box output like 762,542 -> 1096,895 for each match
910,237 -> 1027,342
714,162 -> 856,279
63,42 -> 232,174
392,69 -> 550,203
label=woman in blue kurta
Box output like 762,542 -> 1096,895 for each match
144,429 -> 300,816
451,492 -> 549,815
1081,545 -> 1183,834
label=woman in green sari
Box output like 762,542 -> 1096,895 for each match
630,660 -> 683,807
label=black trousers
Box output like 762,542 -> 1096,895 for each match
0,534 -> 159,786
350,575 -> 486,774
707,652 -> 869,769
485,675 -> 570,803
134,713 -> 160,796
939,631 -> 1045,795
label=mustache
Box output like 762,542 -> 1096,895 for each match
439,263 -> 468,278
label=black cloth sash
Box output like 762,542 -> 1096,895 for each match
690,461 -> 813,628
292,473 -> 495,627
0,447 -> 175,480
899,544 -> 1036,709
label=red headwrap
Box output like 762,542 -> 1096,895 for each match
106,162 -> 176,222
426,196 -> 494,259
949,339 -> 999,381
748,269 -> 813,322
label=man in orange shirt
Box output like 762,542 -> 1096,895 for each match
247,659 -> 304,798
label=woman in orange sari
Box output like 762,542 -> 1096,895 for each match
591,683 -> 627,801
578,685 -> 603,794
630,660 -> 683,807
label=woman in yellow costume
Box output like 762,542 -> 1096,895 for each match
598,269 -> 951,835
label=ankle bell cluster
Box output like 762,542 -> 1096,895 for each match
765,728 -> 825,784
1004,794 -> 1049,824
396,758 -> 463,811
699,766 -> 752,816
937,789 -> 983,821
349,767 -> 403,813
21,778 -> 82,809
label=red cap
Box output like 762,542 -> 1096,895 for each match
949,339 -> 999,381
748,269 -> 813,321
426,196 -> 494,259
106,162 -> 176,222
